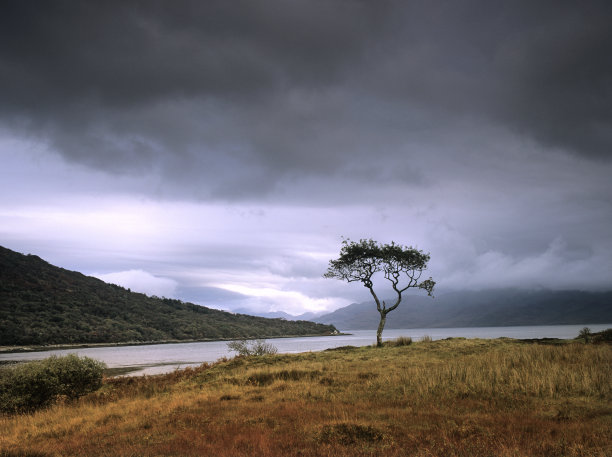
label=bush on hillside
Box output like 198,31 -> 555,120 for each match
592,328 -> 612,343
578,327 -> 593,343
0,354 -> 106,414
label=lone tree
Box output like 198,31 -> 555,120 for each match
324,239 -> 435,347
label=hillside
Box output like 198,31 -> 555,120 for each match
317,289 -> 612,330
0,246 -> 336,346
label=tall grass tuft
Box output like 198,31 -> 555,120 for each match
398,343 -> 611,399
385,336 -> 412,347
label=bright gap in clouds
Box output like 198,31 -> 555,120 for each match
93,270 -> 178,298
212,283 -> 351,316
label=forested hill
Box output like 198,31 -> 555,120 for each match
0,246 -> 336,346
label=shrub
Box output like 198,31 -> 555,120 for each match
0,355 -> 106,414
227,339 -> 278,357
0,360 -> 58,413
578,327 -> 592,344
592,328 -> 612,344
48,354 -> 106,399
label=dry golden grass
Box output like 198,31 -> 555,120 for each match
1,338 -> 611,456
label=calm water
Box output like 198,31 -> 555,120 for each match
1,324 -> 610,376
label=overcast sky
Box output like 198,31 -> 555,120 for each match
1,0 -> 611,315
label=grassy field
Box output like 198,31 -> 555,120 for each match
1,338 -> 611,457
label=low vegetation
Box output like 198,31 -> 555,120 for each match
227,339 -> 278,357
1,337 -> 611,456
0,354 -> 105,413
577,327 -> 612,344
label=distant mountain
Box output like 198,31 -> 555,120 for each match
0,246 -> 336,346
296,311 -> 325,321
233,308 -> 297,320
233,308 -> 325,321
316,289 -> 612,330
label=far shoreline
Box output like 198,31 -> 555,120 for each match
2,324 -> 608,357
0,331 -> 345,354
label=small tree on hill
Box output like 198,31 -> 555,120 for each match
324,239 -> 435,347
578,327 -> 592,344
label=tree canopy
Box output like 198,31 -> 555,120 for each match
324,239 -> 435,346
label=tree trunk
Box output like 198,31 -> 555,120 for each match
376,311 -> 386,347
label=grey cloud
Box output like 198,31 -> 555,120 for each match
1,0 -> 611,202
362,1 -> 612,159
0,0 -> 377,108
438,237 -> 612,291
491,5 -> 612,158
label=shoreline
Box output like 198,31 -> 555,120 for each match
3,324 -> 607,354
0,331 -> 345,354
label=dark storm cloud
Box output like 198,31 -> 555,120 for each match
0,0 -> 375,106
1,0 -> 611,199
491,3 -> 612,158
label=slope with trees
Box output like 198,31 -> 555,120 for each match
0,246 -> 336,346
